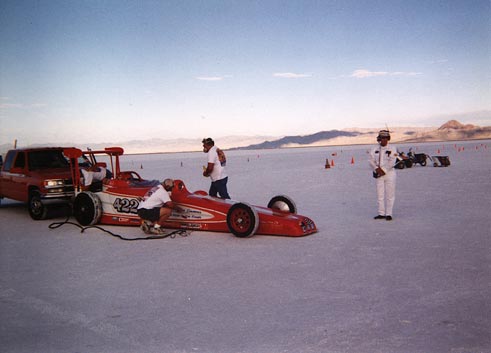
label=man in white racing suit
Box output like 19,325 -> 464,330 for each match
368,130 -> 398,221
80,164 -> 108,190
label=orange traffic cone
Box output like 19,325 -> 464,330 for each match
325,159 -> 330,169
351,157 -> 355,164
331,159 -> 335,167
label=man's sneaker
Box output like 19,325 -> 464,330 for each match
374,215 -> 386,220
140,221 -> 152,234
150,225 -> 166,235
386,216 -> 393,221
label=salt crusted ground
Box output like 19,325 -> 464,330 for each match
1,140 -> 490,353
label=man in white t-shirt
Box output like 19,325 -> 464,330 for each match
202,137 -> 230,199
137,178 -> 175,234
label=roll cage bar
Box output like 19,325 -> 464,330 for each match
63,147 -> 124,191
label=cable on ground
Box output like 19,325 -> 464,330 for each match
48,217 -> 190,241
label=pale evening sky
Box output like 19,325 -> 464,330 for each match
1,0 -> 490,146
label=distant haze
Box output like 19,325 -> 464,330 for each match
2,119 -> 490,155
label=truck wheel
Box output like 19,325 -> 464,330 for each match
73,192 -> 102,226
267,195 -> 297,214
28,191 -> 48,220
226,203 -> 259,238
420,160 -> 427,166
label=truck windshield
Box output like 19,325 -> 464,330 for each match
28,150 -> 70,170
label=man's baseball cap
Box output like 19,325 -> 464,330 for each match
377,130 -> 391,140
163,178 -> 174,190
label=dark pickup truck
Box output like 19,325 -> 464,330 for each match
0,147 -> 74,219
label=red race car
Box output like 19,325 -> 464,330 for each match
63,147 -> 317,237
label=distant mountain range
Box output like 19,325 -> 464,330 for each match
232,120 -> 491,150
231,130 -> 358,150
402,120 -> 491,142
1,120 -> 490,155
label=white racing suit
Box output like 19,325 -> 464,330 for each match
369,145 -> 398,217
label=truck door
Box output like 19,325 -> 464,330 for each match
0,151 -> 16,199
2,152 -> 28,202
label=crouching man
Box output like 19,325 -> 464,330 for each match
137,178 -> 175,234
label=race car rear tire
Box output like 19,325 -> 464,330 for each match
267,195 -> 297,214
73,192 -> 102,226
226,202 -> 259,238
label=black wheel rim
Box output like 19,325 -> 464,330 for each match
30,197 -> 43,216
74,193 -> 96,226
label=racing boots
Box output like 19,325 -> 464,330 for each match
141,221 -> 151,234
140,221 -> 167,234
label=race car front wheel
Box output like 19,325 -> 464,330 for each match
226,203 -> 259,238
73,192 -> 102,226
267,195 -> 297,214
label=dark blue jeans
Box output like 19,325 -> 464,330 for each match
209,177 -> 230,199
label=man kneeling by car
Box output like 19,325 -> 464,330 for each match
137,178 -> 175,234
